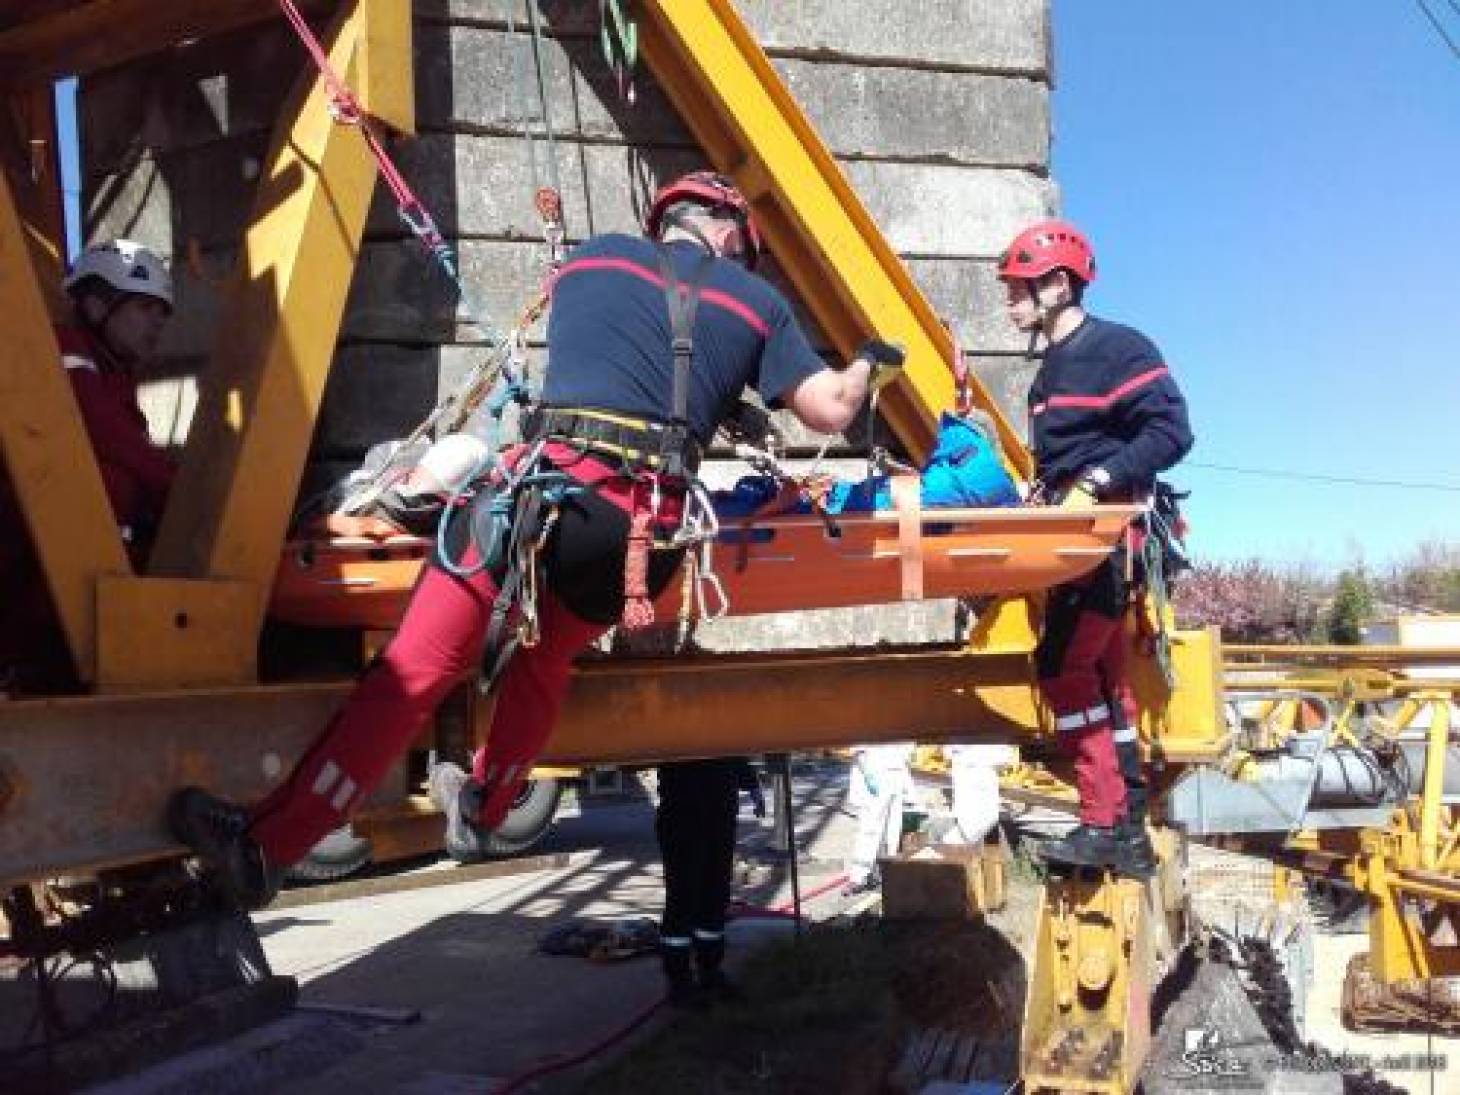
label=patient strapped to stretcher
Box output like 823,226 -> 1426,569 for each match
270,410 -> 1131,627
320,409 -> 1019,541
711,411 -> 1020,520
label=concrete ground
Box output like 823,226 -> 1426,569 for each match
94,759 -> 870,1094
67,764 -> 1460,1094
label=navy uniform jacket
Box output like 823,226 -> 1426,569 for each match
543,233 -> 825,446
1028,315 -> 1193,494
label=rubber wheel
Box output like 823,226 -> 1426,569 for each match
285,824 -> 374,882
479,778 -> 562,856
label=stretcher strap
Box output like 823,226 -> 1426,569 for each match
889,474 -> 924,601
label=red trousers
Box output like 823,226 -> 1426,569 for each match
249,447 -> 680,867
1036,554 -> 1139,827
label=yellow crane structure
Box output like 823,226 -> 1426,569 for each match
0,2 -> 1453,1092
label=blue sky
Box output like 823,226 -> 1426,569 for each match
1051,1 -> 1460,570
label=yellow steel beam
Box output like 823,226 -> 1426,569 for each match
148,0 -> 410,649
1226,644 -> 1460,667
0,0 -> 333,91
636,0 -> 1032,476
0,164 -> 130,686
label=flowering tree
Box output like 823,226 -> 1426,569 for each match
1173,558 -> 1324,643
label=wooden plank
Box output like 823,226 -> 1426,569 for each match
0,0 -> 333,91
149,1 -> 390,640
0,164 -> 129,685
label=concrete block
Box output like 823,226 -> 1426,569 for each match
418,0 -> 603,37
79,25 -> 299,167
770,59 -> 1047,168
841,161 -> 1055,257
364,133 -> 703,239
905,259 -> 1027,353
315,344 -> 469,453
969,355 -> 1037,441
416,23 -> 691,147
690,599 -> 965,652
418,26 -> 1045,169
344,239 -> 557,344
368,132 -> 1051,260
738,0 -> 1048,74
83,133 -> 272,254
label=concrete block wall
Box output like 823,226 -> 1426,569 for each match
80,0 -> 1055,651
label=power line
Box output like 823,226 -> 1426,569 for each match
1415,0 -> 1460,60
1185,461 -> 1460,494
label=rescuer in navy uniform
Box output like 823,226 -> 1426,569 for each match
655,757 -> 765,1006
168,172 -> 901,909
997,219 -> 1193,878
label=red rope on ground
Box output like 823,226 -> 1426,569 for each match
728,872 -> 850,920
492,875 -> 851,1088
492,992 -> 667,1094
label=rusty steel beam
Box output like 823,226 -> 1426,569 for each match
0,647 -> 1040,885
546,648 -> 1038,765
0,683 -> 342,882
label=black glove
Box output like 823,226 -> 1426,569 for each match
854,338 -> 906,369
722,399 -> 775,446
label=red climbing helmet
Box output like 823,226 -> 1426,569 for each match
997,219 -> 1097,284
646,170 -> 763,269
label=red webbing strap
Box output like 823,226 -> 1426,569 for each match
276,0 -> 448,254
889,474 -> 924,601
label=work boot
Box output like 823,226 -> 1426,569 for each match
661,943 -> 705,1009
1117,820 -> 1157,881
693,936 -> 742,1004
167,787 -> 280,911
1039,824 -> 1126,873
428,761 -> 492,863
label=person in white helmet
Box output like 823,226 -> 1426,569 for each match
57,239 -> 177,541
0,240 -> 175,693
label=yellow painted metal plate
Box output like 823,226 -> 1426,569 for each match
96,576 -> 259,691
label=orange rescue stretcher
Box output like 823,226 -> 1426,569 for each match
268,503 -> 1145,629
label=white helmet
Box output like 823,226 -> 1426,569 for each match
63,239 -> 173,309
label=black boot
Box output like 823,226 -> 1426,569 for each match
1116,821 -> 1157,880
1040,824 -> 1126,872
167,787 -> 280,910
693,935 -> 741,1004
661,943 -> 703,1008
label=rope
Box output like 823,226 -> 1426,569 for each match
599,0 -> 639,103
505,0 -> 568,262
274,0 -> 522,353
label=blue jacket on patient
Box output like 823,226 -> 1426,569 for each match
715,412 -> 1020,518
